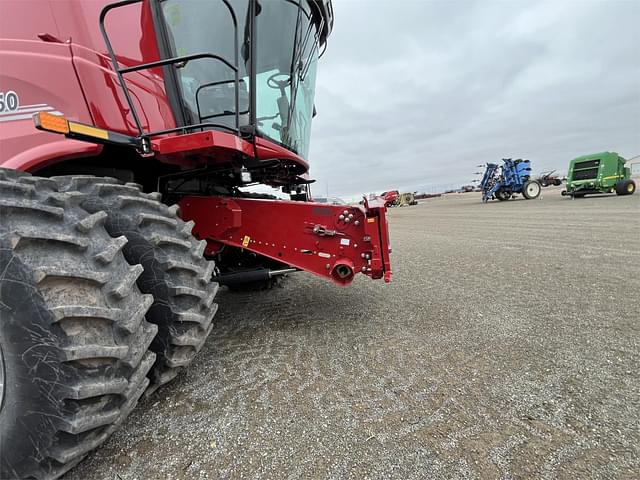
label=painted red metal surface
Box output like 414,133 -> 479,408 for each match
150,131 -> 311,172
0,1 -> 174,171
383,190 -> 399,206
254,136 -> 309,173
0,38 -> 100,172
179,196 -> 392,285
0,0 -> 310,175
151,130 -> 255,166
64,1 -> 176,138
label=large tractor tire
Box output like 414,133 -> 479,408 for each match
522,180 -> 541,199
495,189 -> 510,201
615,179 -> 636,196
54,176 -> 218,390
0,168 -> 156,479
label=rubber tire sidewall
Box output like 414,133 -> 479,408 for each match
616,179 -> 636,196
0,244 -> 64,478
523,181 -> 541,199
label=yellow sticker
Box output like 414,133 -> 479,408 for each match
367,218 -> 376,223
242,235 -> 251,247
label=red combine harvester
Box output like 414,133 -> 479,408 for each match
0,1 -> 391,477
381,190 -> 399,207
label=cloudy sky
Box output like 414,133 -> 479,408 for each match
307,0 -> 640,198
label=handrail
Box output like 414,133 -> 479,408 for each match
99,0 -> 242,139
119,53 -> 237,74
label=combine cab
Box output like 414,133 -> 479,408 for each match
0,1 -> 391,477
479,158 -> 541,203
562,152 -> 636,197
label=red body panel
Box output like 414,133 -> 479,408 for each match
70,43 -> 174,136
0,39 -> 101,169
150,131 -> 310,173
179,196 -> 392,285
0,1 -> 174,171
254,137 -> 310,175
0,0 -> 309,173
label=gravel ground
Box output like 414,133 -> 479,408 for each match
66,188 -> 639,480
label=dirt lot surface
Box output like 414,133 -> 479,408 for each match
66,188 -> 639,480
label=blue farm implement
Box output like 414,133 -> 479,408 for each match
479,159 -> 542,203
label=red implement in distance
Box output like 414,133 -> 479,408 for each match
179,196 -> 392,285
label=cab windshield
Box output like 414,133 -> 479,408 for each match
159,0 -> 321,159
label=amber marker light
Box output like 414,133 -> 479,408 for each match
33,111 -> 69,134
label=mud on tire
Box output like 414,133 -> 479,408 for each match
0,168 -> 156,479
53,176 -> 219,390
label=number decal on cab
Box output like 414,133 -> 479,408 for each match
0,91 -> 20,113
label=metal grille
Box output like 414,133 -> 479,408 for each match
574,159 -> 600,169
573,168 -> 599,180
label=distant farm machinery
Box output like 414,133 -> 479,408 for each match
562,151 -> 636,198
478,159 -> 541,203
397,192 -> 418,206
382,190 -> 418,207
537,170 -> 564,187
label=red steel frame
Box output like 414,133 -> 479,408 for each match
179,195 -> 392,285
